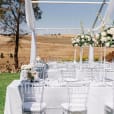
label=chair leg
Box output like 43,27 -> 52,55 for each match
67,111 -> 71,114
43,111 -> 46,114
62,109 -> 65,114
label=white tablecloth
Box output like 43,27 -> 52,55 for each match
4,80 -> 113,114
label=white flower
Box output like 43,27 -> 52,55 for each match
84,43 -> 87,46
101,32 -> 107,36
74,43 -> 78,46
81,35 -> 84,38
101,37 -> 107,42
113,36 -> 114,40
86,35 -> 90,39
82,39 -> 85,42
107,36 -> 111,40
93,38 -> 96,42
107,29 -> 113,34
21,64 -> 33,70
87,37 -> 91,41
105,42 -> 110,47
96,33 -> 100,39
76,38 -> 80,42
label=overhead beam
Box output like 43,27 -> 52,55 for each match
35,27 -> 89,30
32,1 -> 109,4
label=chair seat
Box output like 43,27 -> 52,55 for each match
61,103 -> 87,112
64,78 -> 78,82
23,102 -> 46,112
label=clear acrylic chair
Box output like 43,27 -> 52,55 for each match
105,68 -> 114,81
105,81 -> 114,114
91,67 -> 104,82
61,81 -> 90,114
60,68 -> 77,82
76,67 -> 92,81
21,81 -> 46,114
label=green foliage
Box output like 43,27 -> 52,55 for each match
82,56 -> 88,61
9,53 -> 13,58
94,56 -> 99,61
0,73 -> 20,114
0,0 -> 3,5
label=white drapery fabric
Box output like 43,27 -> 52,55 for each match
25,0 -> 37,64
103,0 -> 114,26
93,0 -> 114,31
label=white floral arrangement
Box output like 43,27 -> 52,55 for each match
27,71 -> 38,81
95,27 -> 114,47
85,34 -> 96,46
36,56 -> 41,61
72,34 -> 95,47
21,64 -> 39,81
21,64 -> 33,70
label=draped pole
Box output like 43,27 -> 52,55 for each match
93,0 -> 114,31
102,0 -> 114,26
25,0 -> 37,65
92,0 -> 106,29
90,0 -> 106,65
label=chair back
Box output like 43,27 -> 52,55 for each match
33,66 -> 47,79
67,81 -> 90,108
76,67 -> 92,81
21,81 -> 44,104
91,67 -> 105,81
105,68 -> 114,81
61,68 -> 76,81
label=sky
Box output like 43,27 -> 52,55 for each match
35,0 -> 112,34
0,0 -> 113,35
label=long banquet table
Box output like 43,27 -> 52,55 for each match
4,80 -> 113,114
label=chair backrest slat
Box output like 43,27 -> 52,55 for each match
61,69 -> 76,81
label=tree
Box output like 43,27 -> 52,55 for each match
0,0 -> 3,4
0,0 -> 42,70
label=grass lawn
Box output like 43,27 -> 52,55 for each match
0,73 -> 20,114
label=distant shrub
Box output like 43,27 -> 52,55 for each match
9,53 -> 13,58
94,56 -> 99,61
0,53 -> 4,58
82,56 -> 88,61
106,51 -> 114,62
62,58 -> 72,62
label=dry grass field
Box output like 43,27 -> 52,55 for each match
0,34 -> 114,72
